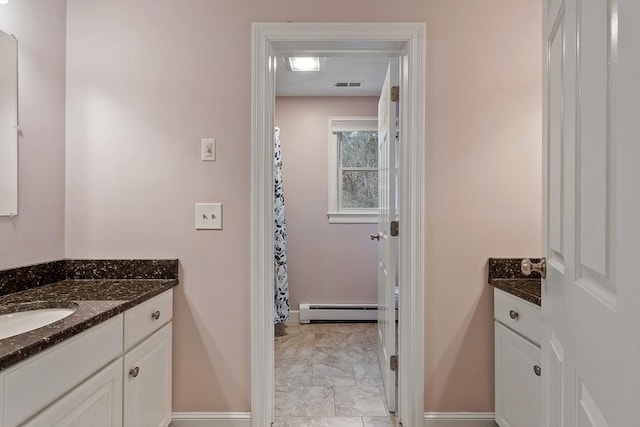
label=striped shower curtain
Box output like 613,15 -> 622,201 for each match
274,127 -> 290,324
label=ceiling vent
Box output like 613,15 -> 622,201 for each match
334,81 -> 363,88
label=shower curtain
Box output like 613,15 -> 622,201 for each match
274,127 -> 290,324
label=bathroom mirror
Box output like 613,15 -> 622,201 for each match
0,30 -> 18,217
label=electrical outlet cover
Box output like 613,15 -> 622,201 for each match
195,203 -> 222,230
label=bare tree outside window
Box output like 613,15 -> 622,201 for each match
339,131 -> 378,209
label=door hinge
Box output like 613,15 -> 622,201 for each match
390,354 -> 398,372
390,220 -> 399,237
391,85 -> 400,102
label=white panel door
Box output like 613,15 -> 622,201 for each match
542,1 -> 640,426
377,62 -> 398,413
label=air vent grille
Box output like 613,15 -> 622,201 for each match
334,81 -> 363,88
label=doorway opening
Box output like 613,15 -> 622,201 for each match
273,53 -> 398,425
251,23 -> 426,427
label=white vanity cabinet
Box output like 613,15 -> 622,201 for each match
494,288 -> 541,427
0,289 -> 173,427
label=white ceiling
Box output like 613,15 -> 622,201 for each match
275,56 -> 391,97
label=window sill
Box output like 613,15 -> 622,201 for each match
327,211 -> 378,224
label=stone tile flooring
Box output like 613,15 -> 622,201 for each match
274,322 -> 400,427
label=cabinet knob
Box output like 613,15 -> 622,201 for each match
130,366 -> 140,378
533,365 -> 541,376
151,310 -> 161,320
509,310 -> 519,320
370,233 -> 381,241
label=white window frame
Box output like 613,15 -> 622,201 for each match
327,116 -> 379,224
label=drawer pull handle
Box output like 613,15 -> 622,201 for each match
533,365 -> 541,376
130,366 -> 140,378
509,310 -> 519,320
151,310 -> 161,320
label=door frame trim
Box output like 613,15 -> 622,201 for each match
250,22 -> 425,427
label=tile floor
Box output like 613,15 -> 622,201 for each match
274,322 -> 400,427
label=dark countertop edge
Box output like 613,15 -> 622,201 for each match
0,279 -> 178,371
0,259 -> 179,297
0,305 -> 123,370
489,278 -> 541,306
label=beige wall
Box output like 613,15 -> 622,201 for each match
275,96 -> 379,309
64,0 -> 541,413
0,0 -> 66,269
423,1 -> 542,410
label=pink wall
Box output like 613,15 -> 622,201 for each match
423,1 -> 541,410
65,0 -> 541,413
275,97 -> 378,309
0,0 -> 66,269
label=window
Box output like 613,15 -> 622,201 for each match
327,117 -> 378,223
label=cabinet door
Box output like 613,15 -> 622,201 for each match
495,322 -> 541,427
23,359 -> 123,427
124,322 -> 172,427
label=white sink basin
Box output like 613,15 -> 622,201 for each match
0,304 -> 77,340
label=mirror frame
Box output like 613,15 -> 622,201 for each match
0,29 -> 18,217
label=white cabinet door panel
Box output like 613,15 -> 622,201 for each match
495,322 -> 540,427
124,322 -> 172,427
23,359 -> 123,427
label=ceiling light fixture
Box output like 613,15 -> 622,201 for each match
286,57 -> 321,72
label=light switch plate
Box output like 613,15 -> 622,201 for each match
201,138 -> 216,161
195,203 -> 222,230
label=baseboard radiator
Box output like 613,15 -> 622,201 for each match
299,303 -> 377,323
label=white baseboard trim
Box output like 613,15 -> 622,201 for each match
170,412 -> 251,427
424,412 -> 497,427
285,310 -> 299,325
171,411 -> 495,427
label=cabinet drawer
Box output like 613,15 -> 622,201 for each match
494,288 -> 541,346
124,289 -> 173,351
2,315 -> 123,427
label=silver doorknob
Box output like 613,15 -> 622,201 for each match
521,258 -> 546,279
370,233 -> 381,241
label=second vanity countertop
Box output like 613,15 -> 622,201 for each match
0,260 -> 178,372
488,258 -> 542,306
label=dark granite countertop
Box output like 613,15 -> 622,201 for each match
0,279 -> 177,371
488,258 -> 542,306
0,259 -> 178,371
